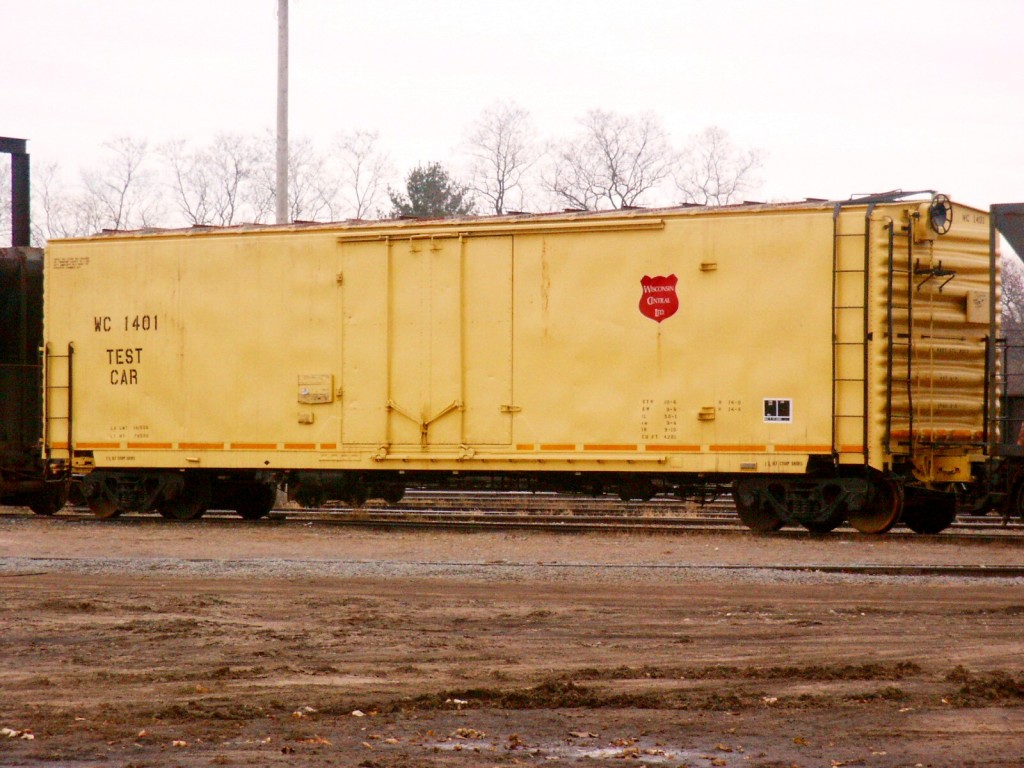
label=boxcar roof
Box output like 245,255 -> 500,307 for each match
49,190 -> 987,244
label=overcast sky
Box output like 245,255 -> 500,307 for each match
5,0 -> 1023,210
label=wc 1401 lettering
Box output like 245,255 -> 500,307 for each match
93,315 -> 159,332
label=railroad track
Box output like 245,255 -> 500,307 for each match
4,490 -> 1019,543
264,510 -> 1023,544
288,490 -> 1024,537
2,557 -> 1021,580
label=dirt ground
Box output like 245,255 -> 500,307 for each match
1,514 -> 1022,767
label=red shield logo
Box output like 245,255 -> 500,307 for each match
639,275 -> 679,323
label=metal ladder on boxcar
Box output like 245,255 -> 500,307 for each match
831,205 -> 870,466
42,343 -> 73,464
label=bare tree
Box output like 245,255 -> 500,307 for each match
1002,254 -> 1024,324
80,136 -> 161,231
31,162 -> 80,242
162,133 -> 261,226
252,134 -> 341,223
1001,252 -> 1024,347
289,137 -> 342,221
32,159 -> 143,242
675,126 -> 764,206
248,141 -> 277,225
464,102 -> 536,214
1000,253 -> 1024,423
335,130 -> 392,219
546,110 -> 676,210
162,139 -> 213,225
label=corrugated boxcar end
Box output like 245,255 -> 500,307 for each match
869,198 -> 991,474
40,193 -> 992,533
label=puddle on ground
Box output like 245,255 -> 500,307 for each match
428,736 -> 743,764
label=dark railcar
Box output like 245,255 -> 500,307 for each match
0,246 -> 64,513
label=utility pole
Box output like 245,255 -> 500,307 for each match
276,0 -> 289,224
0,137 -> 30,247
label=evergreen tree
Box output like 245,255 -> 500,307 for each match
389,162 -> 475,218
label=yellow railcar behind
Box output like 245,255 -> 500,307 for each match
43,191 -> 994,532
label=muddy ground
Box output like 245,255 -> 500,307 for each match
0,513 -> 1022,767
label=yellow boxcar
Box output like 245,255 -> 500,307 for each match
42,192 -> 994,532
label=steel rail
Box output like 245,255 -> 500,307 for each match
4,507 -> 1020,546
2,554 -> 1022,579
259,510 -> 1024,544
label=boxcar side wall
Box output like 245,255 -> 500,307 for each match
45,207 -> 843,477
44,233 -> 344,463
507,212 -> 835,473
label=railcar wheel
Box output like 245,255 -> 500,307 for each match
293,486 -> 326,509
28,484 -> 68,516
159,497 -> 207,521
847,478 -> 902,534
158,475 -> 211,521
733,483 -> 784,532
800,515 -> 843,534
1005,480 -> 1024,519
901,506 -> 955,534
901,489 -> 957,534
378,484 -> 406,505
28,499 -> 61,516
87,498 -> 122,519
344,484 -> 369,508
618,478 -> 656,502
799,483 -> 846,533
235,484 -> 277,521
